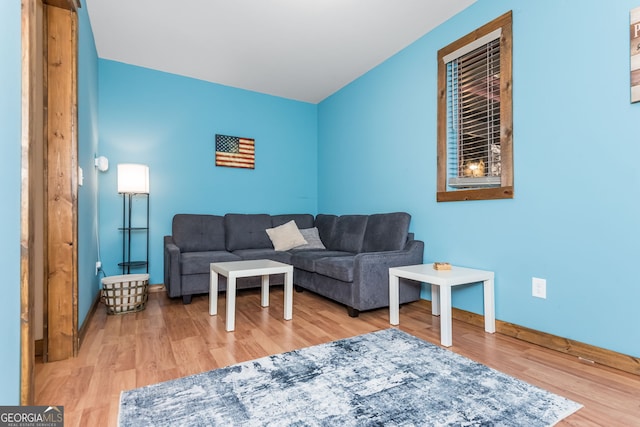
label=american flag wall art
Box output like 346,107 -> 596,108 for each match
215,134 -> 255,169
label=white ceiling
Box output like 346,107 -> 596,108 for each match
85,0 -> 476,104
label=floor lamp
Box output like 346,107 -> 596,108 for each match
117,164 -> 150,274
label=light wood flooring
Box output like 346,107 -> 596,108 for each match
35,287 -> 640,426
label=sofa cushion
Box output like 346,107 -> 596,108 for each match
290,250 -> 354,272
265,220 -> 307,251
362,212 -> 411,252
314,214 -> 337,245
173,214 -> 226,252
225,214 -> 273,251
232,248 -> 292,264
272,214 -> 315,229
324,215 -> 368,253
314,256 -> 355,282
180,251 -> 241,275
292,227 -> 326,250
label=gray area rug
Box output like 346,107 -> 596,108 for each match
119,328 -> 582,426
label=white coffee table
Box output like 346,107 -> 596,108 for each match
389,264 -> 495,347
210,259 -> 293,332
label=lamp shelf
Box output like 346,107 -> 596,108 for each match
118,261 -> 148,268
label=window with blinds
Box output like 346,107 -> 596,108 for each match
447,36 -> 501,188
437,11 -> 513,202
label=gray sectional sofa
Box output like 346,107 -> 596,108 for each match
164,212 -> 424,316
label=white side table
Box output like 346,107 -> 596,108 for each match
210,259 -> 293,332
389,264 -> 495,347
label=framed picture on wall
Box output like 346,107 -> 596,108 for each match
215,134 -> 255,169
631,6 -> 640,103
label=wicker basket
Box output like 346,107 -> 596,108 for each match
101,274 -> 149,315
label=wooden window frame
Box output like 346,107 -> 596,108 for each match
437,11 -> 513,202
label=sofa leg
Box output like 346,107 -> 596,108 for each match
347,307 -> 360,318
294,285 -> 304,293
182,295 -> 192,304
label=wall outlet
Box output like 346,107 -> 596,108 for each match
95,261 -> 102,276
532,277 -> 546,299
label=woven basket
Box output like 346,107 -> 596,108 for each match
101,274 -> 149,315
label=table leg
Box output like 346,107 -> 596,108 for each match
388,272 -> 400,325
483,278 -> 496,334
283,268 -> 293,320
226,274 -> 236,332
209,270 -> 218,316
439,285 -> 452,347
261,274 -> 269,307
431,283 -> 441,316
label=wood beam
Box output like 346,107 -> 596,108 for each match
20,0 -> 46,406
46,4 -> 78,362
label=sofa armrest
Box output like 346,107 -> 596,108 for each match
351,239 -> 425,310
164,236 -> 182,298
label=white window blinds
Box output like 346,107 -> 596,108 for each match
446,31 -> 502,189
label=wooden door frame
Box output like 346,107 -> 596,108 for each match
20,0 -> 79,405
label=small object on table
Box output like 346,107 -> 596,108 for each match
433,262 -> 451,270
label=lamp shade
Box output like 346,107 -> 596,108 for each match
117,163 -> 149,194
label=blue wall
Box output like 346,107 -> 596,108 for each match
318,0 -> 640,357
0,0 -> 23,405
97,61 -> 318,284
77,0 -> 101,328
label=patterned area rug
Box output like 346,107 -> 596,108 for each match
119,329 -> 582,426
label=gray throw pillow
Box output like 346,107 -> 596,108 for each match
295,227 -> 327,250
